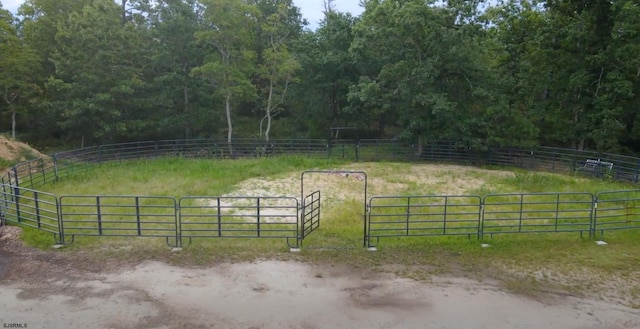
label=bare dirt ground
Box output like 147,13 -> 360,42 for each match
1,227 -> 639,329
0,136 -> 47,167
214,163 -> 512,224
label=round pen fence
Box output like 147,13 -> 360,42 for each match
1,138 -> 639,250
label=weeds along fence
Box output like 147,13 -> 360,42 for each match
1,138 -> 640,248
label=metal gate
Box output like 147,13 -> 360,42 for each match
300,170 -> 368,247
301,191 -> 321,240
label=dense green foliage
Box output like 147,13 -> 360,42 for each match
0,0 -> 639,153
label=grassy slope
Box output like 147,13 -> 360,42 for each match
16,157 -> 640,307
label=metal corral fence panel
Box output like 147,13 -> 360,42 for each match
414,141 -> 640,182
269,139 -> 328,157
157,139 -> 256,159
482,148 -> 531,167
516,148 -> 574,172
179,196 -> 299,240
482,193 -> 594,236
43,139 -> 640,184
52,146 -> 102,180
0,172 -> 15,187
368,195 -> 482,239
420,141 -> 480,163
358,139 -> 418,162
328,139 -> 358,160
302,191 -> 321,239
95,141 -> 158,162
8,158 -> 57,189
0,184 -> 60,235
593,190 -> 640,233
595,152 -> 640,183
59,196 -> 178,239
533,147 -> 606,176
156,139 -> 224,158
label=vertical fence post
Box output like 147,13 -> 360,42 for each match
174,197 -> 181,248
154,141 -> 159,158
57,197 -> 65,245
35,192 -> 41,229
12,166 -> 19,186
518,194 -> 524,232
326,140 -> 331,159
0,177 -> 6,225
591,193 -> 597,239
96,196 -> 102,235
40,159 -> 46,185
406,197 -> 411,236
53,154 -> 60,182
217,197 -> 222,237
478,198 -> 484,239
318,191 -> 322,230
296,199 -> 301,248
362,196 -> 367,247
28,161 -> 33,188
530,150 -> 536,170
256,197 -> 261,238
363,197 -> 368,247
135,197 -> 141,236
554,194 -> 560,232
443,196 -> 449,235
12,167 -> 20,222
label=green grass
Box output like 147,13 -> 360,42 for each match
39,156 -> 345,197
490,169 -> 634,194
6,157 -> 640,306
19,225 -> 59,249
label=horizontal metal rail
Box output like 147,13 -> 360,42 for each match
11,139 -> 640,190
10,158 -> 58,189
179,196 -> 299,244
357,139 -> 418,162
368,195 -> 482,241
593,190 -> 640,234
482,192 -> 594,237
156,139 -> 329,159
0,185 -> 60,235
4,139 -> 640,249
59,196 -> 178,239
302,191 -> 321,239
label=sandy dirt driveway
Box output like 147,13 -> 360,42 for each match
1,240 -> 640,329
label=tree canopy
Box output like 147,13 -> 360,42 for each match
0,0 -> 638,153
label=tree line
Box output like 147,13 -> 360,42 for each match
0,0 -> 639,153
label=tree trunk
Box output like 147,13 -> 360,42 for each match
378,113 -> 386,136
330,85 -> 339,125
264,79 -> 274,143
225,91 -> 233,155
11,105 -> 16,139
4,88 -> 17,139
183,84 -> 190,139
121,0 -> 128,25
